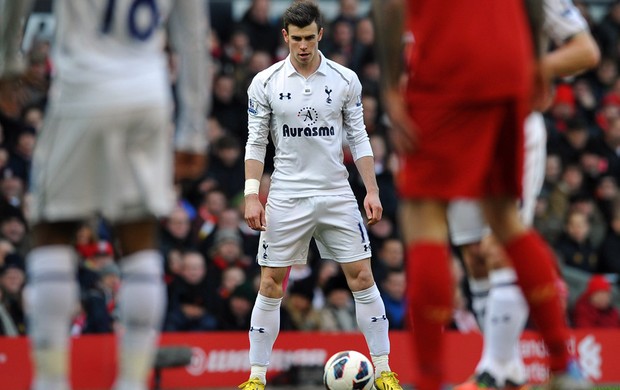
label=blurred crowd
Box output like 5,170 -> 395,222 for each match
0,0 -> 619,337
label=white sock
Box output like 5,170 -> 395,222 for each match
114,250 -> 166,390
468,278 -> 490,331
248,293 -> 281,384
26,246 -> 78,390
352,284 -> 391,376
479,268 -> 529,386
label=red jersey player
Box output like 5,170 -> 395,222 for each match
372,1 -> 592,390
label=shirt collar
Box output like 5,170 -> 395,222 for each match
284,50 -> 328,77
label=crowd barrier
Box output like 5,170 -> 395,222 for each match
0,330 -> 619,389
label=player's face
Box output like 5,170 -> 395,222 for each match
283,22 -> 323,71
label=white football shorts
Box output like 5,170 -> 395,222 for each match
256,194 -> 372,266
28,104 -> 174,224
448,112 -> 547,245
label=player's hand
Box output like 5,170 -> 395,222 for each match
174,151 -> 206,183
364,191 -> 383,226
244,194 -> 266,231
383,88 -> 418,155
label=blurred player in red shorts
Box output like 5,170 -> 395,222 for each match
372,1 -> 594,389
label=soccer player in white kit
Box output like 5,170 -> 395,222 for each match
0,1 -> 209,390
240,2 -> 401,390
449,1 -> 599,389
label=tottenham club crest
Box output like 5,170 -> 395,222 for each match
325,86 -> 333,104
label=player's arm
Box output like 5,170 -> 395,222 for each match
371,0 -> 416,154
355,156 -> 383,226
168,0 -> 210,182
543,31 -> 600,78
342,76 -> 382,226
244,77 -> 271,231
0,0 -> 35,76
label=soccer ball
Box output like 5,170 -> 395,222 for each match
323,350 -> 374,390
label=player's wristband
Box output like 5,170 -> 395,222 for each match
244,179 -> 260,197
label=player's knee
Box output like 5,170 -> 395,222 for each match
347,267 -> 374,292
259,276 -> 284,298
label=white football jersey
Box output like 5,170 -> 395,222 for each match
46,0 -> 208,153
246,51 -> 373,199
543,0 -> 589,47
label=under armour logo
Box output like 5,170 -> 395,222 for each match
325,86 -> 332,103
250,326 -> 265,333
279,92 -> 291,100
371,315 -> 387,322
363,244 -> 371,252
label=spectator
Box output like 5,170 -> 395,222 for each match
205,228 -> 252,289
598,201 -> 620,276
548,163 -> 586,221
238,0 -> 281,59
165,251 -> 219,332
7,130 -> 35,185
284,277 -> 321,330
0,211 -> 28,257
194,188 -> 228,242
572,275 -> 620,328
0,286 -> 18,336
319,273 -> 357,332
218,282 -> 256,331
549,116 -> 590,167
201,135 -> 245,201
210,74 -> 248,143
380,269 -> 407,330
0,261 -> 25,334
373,237 -> 404,286
554,210 -> 599,273
593,2 -> 620,60
0,168 -> 25,209
218,265 -> 247,300
160,206 -> 195,258
590,115 -> 620,183
81,262 -> 121,334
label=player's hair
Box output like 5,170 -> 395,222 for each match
283,0 -> 322,32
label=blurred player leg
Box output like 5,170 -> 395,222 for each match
26,223 -> 79,390
401,200 -> 454,390
113,221 -> 166,390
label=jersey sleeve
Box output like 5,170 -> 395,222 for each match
168,0 -> 210,155
245,76 -> 271,163
543,0 -> 589,44
343,74 -> 373,161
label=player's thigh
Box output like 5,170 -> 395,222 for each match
256,197 -> 316,266
101,105 -> 173,222
313,195 -> 372,263
28,110 -> 103,224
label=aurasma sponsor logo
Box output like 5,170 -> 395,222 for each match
282,124 -> 335,137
